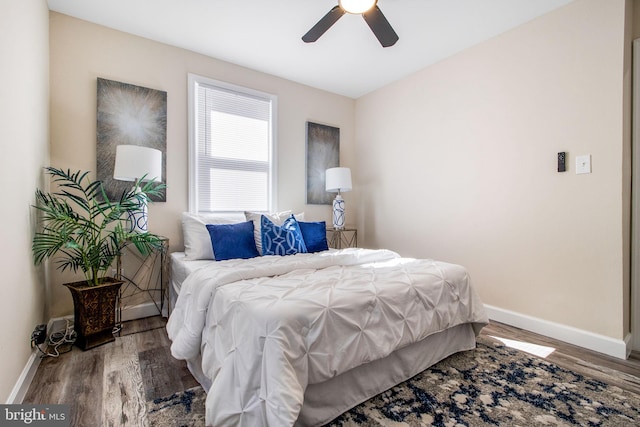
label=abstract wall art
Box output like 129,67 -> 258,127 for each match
96,78 -> 167,202
306,121 -> 339,205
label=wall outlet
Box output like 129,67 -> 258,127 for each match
31,324 -> 46,345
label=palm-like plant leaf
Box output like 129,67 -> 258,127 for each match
32,167 -> 165,286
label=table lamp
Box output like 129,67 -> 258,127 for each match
113,145 -> 162,233
325,167 -> 352,229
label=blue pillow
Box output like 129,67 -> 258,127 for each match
206,221 -> 259,261
261,214 -> 307,256
299,221 -> 329,253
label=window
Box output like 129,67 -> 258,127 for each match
188,74 -> 277,213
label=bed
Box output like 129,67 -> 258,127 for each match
166,212 -> 489,427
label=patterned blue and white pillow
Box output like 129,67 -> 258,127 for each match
261,214 -> 308,256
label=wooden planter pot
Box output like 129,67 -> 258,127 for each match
64,278 -> 123,350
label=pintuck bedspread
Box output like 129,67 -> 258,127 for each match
166,248 -> 488,426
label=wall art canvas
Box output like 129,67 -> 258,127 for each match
306,122 -> 340,205
97,78 -> 167,202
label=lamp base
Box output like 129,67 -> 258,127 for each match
127,205 -> 148,233
127,185 -> 148,233
332,194 -> 345,229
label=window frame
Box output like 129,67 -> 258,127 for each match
188,73 -> 278,214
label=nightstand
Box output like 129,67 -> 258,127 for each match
115,237 -> 169,328
327,227 -> 357,249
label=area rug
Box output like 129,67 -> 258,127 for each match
146,336 -> 640,426
146,386 -> 206,426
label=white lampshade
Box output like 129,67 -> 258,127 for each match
325,167 -> 352,193
113,145 -> 162,183
339,0 -> 376,14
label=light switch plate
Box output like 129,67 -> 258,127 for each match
576,155 -> 591,174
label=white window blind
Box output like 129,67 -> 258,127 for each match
189,74 -> 277,213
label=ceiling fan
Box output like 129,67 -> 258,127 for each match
302,0 -> 399,48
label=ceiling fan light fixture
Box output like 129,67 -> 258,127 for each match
339,0 -> 377,14
303,0 -> 397,47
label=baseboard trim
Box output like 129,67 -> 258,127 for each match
484,304 -> 629,360
5,350 -> 40,404
121,302 -> 161,322
49,315 -> 74,335
624,332 -> 633,359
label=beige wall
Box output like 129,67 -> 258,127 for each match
355,0 -> 629,340
0,0 -> 49,402
48,12 -> 355,318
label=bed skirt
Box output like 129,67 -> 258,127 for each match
186,322 -> 479,427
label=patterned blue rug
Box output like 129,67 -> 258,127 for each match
146,387 -> 206,426
146,336 -> 640,426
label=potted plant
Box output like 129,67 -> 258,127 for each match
32,167 -> 165,350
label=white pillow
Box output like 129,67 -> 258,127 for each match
244,211 -> 304,255
182,212 -> 244,260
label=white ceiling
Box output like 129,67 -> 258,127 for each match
47,0 -> 573,98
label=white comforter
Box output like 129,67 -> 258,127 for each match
167,248 -> 488,427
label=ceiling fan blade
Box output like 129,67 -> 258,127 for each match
362,6 -> 399,47
302,6 -> 346,43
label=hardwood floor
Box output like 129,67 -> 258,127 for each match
483,321 -> 640,395
23,316 -> 198,426
22,317 -> 640,426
